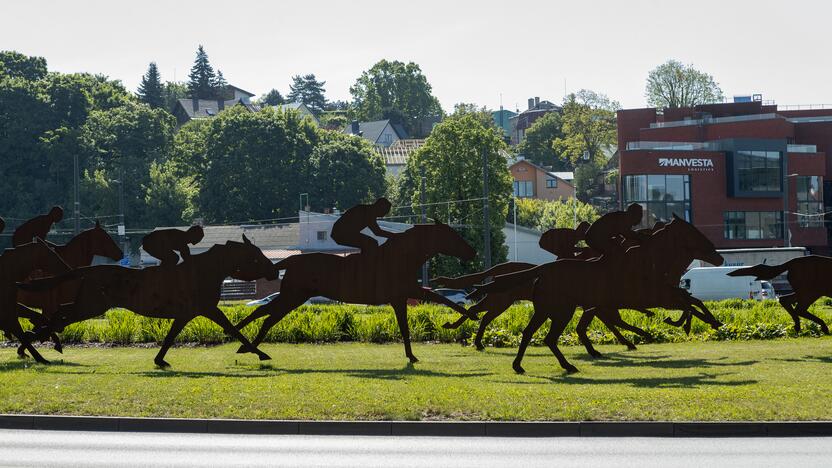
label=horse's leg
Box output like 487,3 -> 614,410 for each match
779,294 -> 802,332
154,318 -> 188,368
598,310 -> 639,351
442,296 -> 488,329
542,310 -> 579,374
392,300 -> 417,363
576,308 -> 603,358
793,297 -> 829,334
15,304 -> 63,355
7,320 -> 49,365
235,301 -> 274,331
473,307 -> 506,351
615,316 -> 654,343
203,307 -> 271,361
685,295 -> 722,329
237,294 -> 308,353
512,307 -> 549,374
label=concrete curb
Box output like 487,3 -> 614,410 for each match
1,415 -> 831,437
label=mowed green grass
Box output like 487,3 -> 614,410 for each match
1,338 -> 831,421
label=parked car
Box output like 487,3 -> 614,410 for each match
246,292 -> 280,307
433,288 -> 471,306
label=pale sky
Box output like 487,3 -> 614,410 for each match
3,0 -> 831,112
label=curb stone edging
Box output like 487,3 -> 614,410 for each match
1,415 -> 831,437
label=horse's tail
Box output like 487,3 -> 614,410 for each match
472,264 -> 544,296
727,263 -> 789,281
433,262 -> 535,288
17,269 -> 84,292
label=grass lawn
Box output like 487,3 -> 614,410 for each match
0,338 -> 830,421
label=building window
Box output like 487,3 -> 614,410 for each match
513,180 -> 534,198
623,174 -> 691,227
546,178 -> 557,188
723,211 -> 782,240
736,150 -> 782,193
796,176 -> 824,227
316,231 -> 327,241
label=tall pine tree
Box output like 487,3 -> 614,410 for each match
137,62 -> 164,108
212,70 -> 228,100
287,74 -> 327,114
187,45 -> 216,99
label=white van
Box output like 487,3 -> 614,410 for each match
680,267 -> 776,301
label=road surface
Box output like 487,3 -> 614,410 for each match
0,429 -> 829,467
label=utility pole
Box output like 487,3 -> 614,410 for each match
513,197 -> 518,261
482,147 -> 492,269
73,152 -> 80,235
420,166 -> 428,287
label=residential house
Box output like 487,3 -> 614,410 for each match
510,158 -> 575,200
509,97 -> 562,145
375,139 -> 426,176
274,101 -> 319,125
172,96 -> 259,125
343,120 -> 408,148
503,223 -> 555,264
492,107 -> 517,139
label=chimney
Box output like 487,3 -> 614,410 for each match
351,120 -> 360,135
192,95 -> 199,113
527,98 -> 535,110
534,96 -> 540,108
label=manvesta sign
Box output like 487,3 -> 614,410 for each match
658,157 -> 715,172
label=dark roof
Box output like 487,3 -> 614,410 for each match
175,98 -> 259,120
342,119 -> 407,144
150,223 -> 299,252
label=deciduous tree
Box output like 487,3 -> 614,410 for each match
645,60 -> 723,109
516,112 -> 565,169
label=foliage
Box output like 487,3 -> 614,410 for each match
162,81 -> 188,111
287,74 -> 328,114
0,50 -> 47,80
196,107 -> 319,223
645,59 -> 724,109
553,90 -> 619,201
186,45 -> 218,99
258,88 -> 285,106
514,198 -> 600,231
307,132 -> 387,212
144,159 -> 197,226
137,62 -> 164,109
350,59 -> 443,135
319,112 -> 349,131
402,112 -> 512,276
516,112 -> 566,169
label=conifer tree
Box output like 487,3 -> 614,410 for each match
287,74 -> 327,114
212,69 -> 228,100
137,62 -> 164,108
187,45 -> 216,99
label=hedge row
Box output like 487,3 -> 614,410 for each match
12,299 -> 831,347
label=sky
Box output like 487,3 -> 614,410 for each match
2,0 -> 831,112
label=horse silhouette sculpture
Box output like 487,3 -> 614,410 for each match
16,221 -> 123,357
1,238 -> 71,364
728,256 -> 832,334
474,215 -> 724,373
235,220 -> 477,363
19,235 -> 275,367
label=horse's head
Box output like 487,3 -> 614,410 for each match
665,214 -> 723,266
226,234 -> 278,281
422,220 -> 476,262
84,221 -> 123,261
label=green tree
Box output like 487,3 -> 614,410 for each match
319,113 -> 349,131
258,88 -> 285,106
553,90 -> 619,201
350,60 -> 443,135
0,50 -> 47,80
516,112 -> 566,169
197,107 -> 319,223
137,62 -> 164,108
287,74 -> 327,114
645,59 -> 724,109
514,198 -> 599,232
403,113 -> 511,276
162,81 -> 188,111
144,159 -> 197,226
187,45 -> 217,99
308,132 -> 387,212
212,69 -> 228,99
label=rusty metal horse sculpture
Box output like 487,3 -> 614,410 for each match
235,220 -> 477,364
474,215 -> 724,373
729,256 -> 832,334
19,235 -> 274,367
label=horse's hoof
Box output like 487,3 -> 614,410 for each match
475,344 -> 485,351
442,322 -> 454,329
155,360 -> 171,368
626,345 -> 637,351
54,344 -> 63,354
408,356 -> 419,363
513,363 -> 525,374
589,352 -> 604,359
236,345 -> 246,354
257,352 -> 272,361
564,365 -> 579,374
16,352 -> 28,359
34,358 -> 50,365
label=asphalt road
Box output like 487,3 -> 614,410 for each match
0,429 -> 829,467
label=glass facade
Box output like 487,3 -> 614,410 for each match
723,211 -> 783,240
623,174 -> 691,227
735,150 -> 782,193
796,176 -> 824,228
513,180 -> 533,198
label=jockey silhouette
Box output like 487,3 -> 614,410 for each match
584,203 -> 645,257
330,198 -> 395,254
13,206 -> 63,247
538,221 -> 590,259
142,225 -> 204,267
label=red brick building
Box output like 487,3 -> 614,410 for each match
618,101 -> 832,252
